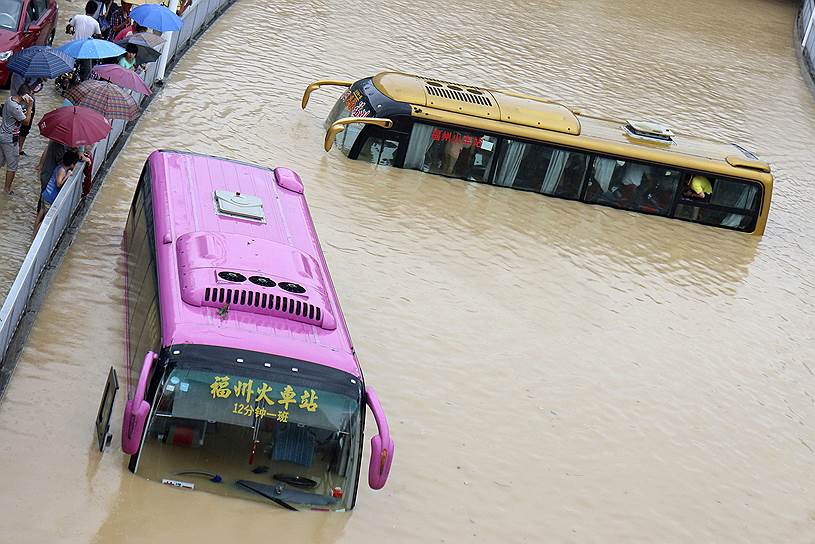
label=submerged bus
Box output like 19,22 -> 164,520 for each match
108,150 -> 393,511
302,72 -> 773,235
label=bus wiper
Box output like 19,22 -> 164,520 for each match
236,480 -> 298,511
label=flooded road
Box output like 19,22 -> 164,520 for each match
2,0 -> 815,541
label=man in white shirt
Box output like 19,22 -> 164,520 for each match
67,1 -> 102,40
67,1 -> 102,80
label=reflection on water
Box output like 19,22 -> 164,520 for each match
1,0 -> 815,542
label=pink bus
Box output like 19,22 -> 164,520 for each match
109,150 -> 393,511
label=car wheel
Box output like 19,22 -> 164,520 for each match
47,29 -> 55,46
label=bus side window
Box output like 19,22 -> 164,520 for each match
126,168 -> 161,397
584,158 -> 679,216
356,137 -> 400,166
540,150 -> 588,199
674,177 -> 760,231
494,139 -> 588,198
493,140 -> 553,192
404,123 -> 495,182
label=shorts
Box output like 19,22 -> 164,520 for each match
20,102 -> 34,138
0,140 -> 19,172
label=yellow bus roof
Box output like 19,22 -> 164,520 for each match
371,72 -> 772,186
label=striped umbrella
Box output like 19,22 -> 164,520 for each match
65,80 -> 140,120
123,32 -> 166,49
6,46 -> 75,78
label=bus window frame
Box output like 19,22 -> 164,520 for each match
367,118 -> 765,233
124,163 -> 163,467
580,154 -> 763,232
349,121 -> 410,167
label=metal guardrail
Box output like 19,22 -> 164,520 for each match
0,0 -> 234,362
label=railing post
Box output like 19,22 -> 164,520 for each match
155,0 -> 181,82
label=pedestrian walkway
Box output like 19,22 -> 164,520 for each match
0,80 -> 67,301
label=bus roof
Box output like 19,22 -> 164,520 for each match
148,150 -> 360,378
370,72 -> 773,186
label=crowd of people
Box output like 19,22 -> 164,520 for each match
0,0 -> 195,239
0,0 -> 191,239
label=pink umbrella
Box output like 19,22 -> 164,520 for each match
38,106 -> 112,147
92,64 -> 152,96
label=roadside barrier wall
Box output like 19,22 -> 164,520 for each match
0,0 -> 234,363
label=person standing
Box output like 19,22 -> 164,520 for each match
10,75 -> 45,156
103,0 -> 127,40
67,1 -> 102,39
0,84 -> 34,195
67,1 -> 102,80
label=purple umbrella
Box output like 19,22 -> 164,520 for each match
92,64 -> 152,95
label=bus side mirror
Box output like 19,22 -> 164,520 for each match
122,351 -> 157,455
365,386 -> 393,489
300,79 -> 352,109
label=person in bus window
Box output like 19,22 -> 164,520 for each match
442,133 -> 467,175
553,154 -> 586,198
685,174 -> 713,199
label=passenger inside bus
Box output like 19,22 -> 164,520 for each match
585,159 -> 680,216
685,174 -> 713,200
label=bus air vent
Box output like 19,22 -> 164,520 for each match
278,282 -> 306,294
218,271 -> 246,283
214,190 -> 265,222
623,120 -> 674,143
425,84 -> 493,107
249,276 -> 276,288
200,285 -> 336,330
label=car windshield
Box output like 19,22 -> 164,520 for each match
0,0 -> 22,30
136,361 -> 363,511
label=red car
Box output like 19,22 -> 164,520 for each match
0,0 -> 58,87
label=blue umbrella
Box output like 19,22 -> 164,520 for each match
57,38 -> 126,60
7,46 -> 75,78
130,4 -> 183,32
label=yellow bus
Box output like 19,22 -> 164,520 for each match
302,72 -> 773,235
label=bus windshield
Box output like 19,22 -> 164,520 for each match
325,87 -> 374,155
137,359 -> 363,511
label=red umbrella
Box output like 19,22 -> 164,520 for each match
38,106 -> 112,147
65,80 -> 140,121
92,64 -> 152,96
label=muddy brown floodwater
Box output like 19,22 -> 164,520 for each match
2,0 -> 815,542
